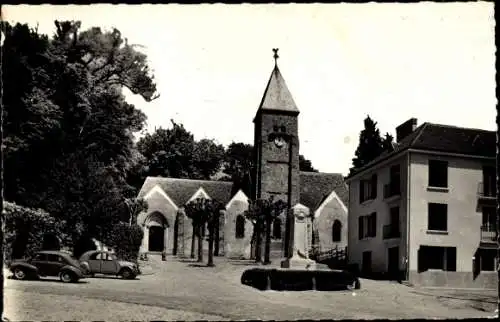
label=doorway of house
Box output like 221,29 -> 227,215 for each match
362,251 -> 372,275
148,226 -> 165,252
388,246 -> 400,279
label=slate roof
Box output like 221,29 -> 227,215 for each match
347,122 -> 496,179
138,171 -> 349,211
138,177 -> 235,206
299,172 -> 349,211
257,66 -> 299,114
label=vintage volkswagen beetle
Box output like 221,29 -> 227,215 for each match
79,250 -> 141,279
9,250 -> 87,283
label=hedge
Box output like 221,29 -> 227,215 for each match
102,222 -> 144,263
3,201 -> 68,261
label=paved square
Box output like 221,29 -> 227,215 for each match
3,256 -> 496,321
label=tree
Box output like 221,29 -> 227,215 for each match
382,132 -> 395,152
299,155 -> 318,172
136,122 -> 226,185
350,115 -> 385,175
203,199 -> 224,267
262,198 -> 287,264
245,197 -> 288,264
223,142 -> 254,197
2,21 -> 158,254
183,198 -> 223,266
184,198 -> 205,261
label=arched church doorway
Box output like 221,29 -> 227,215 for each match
146,211 -> 168,252
149,226 -> 165,252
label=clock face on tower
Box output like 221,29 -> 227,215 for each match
274,136 -> 286,148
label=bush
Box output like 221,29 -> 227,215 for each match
103,222 -> 143,263
3,202 -> 67,260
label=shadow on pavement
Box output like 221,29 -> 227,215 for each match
7,276 -> 89,284
411,290 -> 497,304
187,263 -> 216,268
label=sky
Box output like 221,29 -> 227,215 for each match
3,3 -> 496,175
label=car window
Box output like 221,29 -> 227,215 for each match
46,254 -> 59,262
108,254 -> 117,261
96,253 -> 106,260
89,252 -> 99,260
33,253 -> 46,261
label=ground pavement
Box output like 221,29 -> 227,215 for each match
3,255 -> 497,321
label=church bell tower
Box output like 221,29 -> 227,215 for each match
253,49 -> 300,209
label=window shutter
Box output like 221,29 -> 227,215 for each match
359,181 -> 364,203
371,212 -> 377,237
358,217 -> 363,240
371,175 -> 377,198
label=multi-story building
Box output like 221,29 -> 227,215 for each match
345,118 -> 496,288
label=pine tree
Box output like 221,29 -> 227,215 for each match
382,133 -> 395,152
350,116 -> 385,175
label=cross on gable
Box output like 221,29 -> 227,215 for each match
273,48 -> 279,65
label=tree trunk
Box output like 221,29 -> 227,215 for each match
207,224 -> 215,267
197,224 -> 203,262
250,229 -> 256,260
263,218 -> 272,265
255,221 -> 262,263
190,222 -> 196,259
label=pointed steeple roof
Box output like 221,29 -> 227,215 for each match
257,51 -> 299,114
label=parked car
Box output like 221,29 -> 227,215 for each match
79,250 -> 141,279
9,250 -> 88,283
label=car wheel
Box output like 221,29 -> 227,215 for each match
59,271 -> 75,283
120,268 -> 135,280
13,268 -> 28,280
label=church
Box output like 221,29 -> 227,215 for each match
136,51 -> 349,259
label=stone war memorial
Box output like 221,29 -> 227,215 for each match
136,49 -> 351,290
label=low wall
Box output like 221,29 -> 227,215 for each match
409,270 -> 497,289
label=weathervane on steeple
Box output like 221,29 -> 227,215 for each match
273,48 -> 279,67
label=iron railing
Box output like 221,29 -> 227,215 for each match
480,225 -> 496,242
478,182 -> 496,198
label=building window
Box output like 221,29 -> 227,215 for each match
332,220 -> 342,242
479,249 -> 497,271
428,160 -> 448,188
359,174 -> 378,203
273,125 -> 279,132
272,218 -> 282,239
383,206 -> 401,239
235,215 -> 245,239
389,164 -> 401,195
358,212 -> 377,239
482,207 -> 496,231
280,126 -> 286,133
482,166 -> 496,197
427,203 -> 448,231
390,206 -> 400,228
418,246 -> 456,272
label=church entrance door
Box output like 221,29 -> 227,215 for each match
149,226 -> 165,252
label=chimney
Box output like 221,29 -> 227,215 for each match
396,118 -> 417,142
